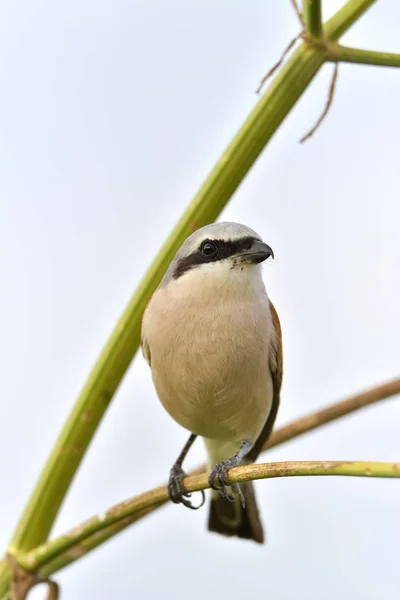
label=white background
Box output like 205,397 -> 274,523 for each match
1,1 -> 399,598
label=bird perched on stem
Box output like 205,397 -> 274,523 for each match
141,222 -> 282,543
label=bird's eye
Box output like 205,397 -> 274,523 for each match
201,241 -> 218,257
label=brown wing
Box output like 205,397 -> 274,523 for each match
246,300 -> 283,462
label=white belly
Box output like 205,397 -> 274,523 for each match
142,267 -> 274,445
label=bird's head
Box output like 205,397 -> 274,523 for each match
161,222 -> 274,287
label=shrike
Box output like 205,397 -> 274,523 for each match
141,222 -> 282,543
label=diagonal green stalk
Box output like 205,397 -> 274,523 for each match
10,48 -> 325,553
303,0 -> 323,37
6,0 -> 400,595
324,0 -> 375,41
6,0 -> 377,560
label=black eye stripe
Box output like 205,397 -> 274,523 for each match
173,236 -> 257,279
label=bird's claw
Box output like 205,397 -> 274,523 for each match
208,460 -> 246,508
232,483 -> 246,509
168,464 -> 205,510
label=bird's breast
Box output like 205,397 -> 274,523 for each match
142,273 -> 274,442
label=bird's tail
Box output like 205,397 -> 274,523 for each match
207,481 -> 264,544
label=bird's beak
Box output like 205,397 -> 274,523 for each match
236,240 -> 274,264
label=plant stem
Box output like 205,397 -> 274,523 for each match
8,13 -> 325,561
0,563 -> 11,600
8,0 -> 377,560
328,44 -> 400,67
45,376 -> 400,575
13,460 -> 400,574
40,376 -> 400,574
4,373 -> 397,581
303,0 -> 323,37
1,375 -> 395,582
0,0 -> 380,596
40,512 -> 155,578
266,377 -> 400,451
324,0 -> 376,42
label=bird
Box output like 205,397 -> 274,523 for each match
141,222 -> 282,543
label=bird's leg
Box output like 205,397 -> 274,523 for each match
168,433 -> 205,510
208,440 -> 252,508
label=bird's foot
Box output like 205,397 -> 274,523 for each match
208,460 -> 246,508
168,463 -> 205,510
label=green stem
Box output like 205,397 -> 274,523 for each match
0,563 -> 11,600
25,376 -> 400,578
13,460 -> 400,574
303,0 -> 323,37
25,376 -> 395,577
40,513 -> 152,578
8,16 -> 326,559
329,43 -> 400,67
1,0 -> 378,594
324,0 -> 376,41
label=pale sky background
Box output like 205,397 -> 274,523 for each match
1,1 -> 400,598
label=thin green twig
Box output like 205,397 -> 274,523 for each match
328,44 -> 400,67
14,460 -> 400,574
303,0 -> 323,37
30,375 -> 400,577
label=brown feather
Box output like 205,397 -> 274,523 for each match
246,300 -> 283,462
208,481 -> 264,543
